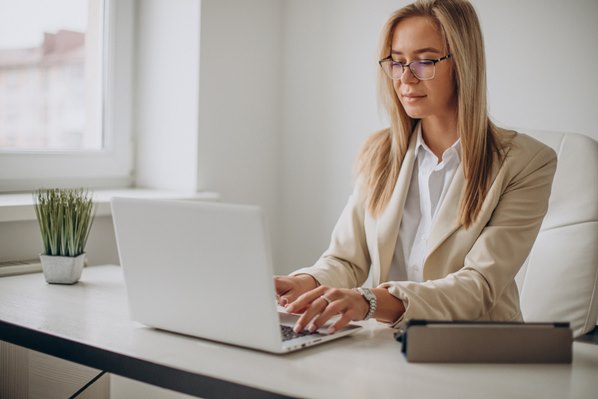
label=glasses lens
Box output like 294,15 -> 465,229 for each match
390,61 -> 404,79
410,60 -> 435,80
381,60 -> 403,80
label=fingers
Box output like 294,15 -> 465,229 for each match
289,288 -> 362,334
274,275 -> 319,306
307,293 -> 359,334
292,290 -> 332,333
285,285 -> 327,314
273,276 -> 291,295
305,298 -> 348,334
274,276 -> 290,306
327,312 -> 354,334
274,276 -> 302,306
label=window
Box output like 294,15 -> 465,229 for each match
0,0 -> 134,192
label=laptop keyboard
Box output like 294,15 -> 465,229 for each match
280,324 -> 316,341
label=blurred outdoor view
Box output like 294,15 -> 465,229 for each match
0,0 -> 103,151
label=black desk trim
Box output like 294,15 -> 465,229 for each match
0,320 -> 298,399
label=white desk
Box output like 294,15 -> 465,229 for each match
0,265 -> 597,399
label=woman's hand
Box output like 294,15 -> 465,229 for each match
285,286 -> 369,334
274,274 -> 319,307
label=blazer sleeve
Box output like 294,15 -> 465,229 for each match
380,141 -> 558,328
290,178 -> 371,289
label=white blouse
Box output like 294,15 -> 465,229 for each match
388,124 -> 461,282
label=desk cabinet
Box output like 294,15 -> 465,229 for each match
1,341 -> 199,399
1,341 -> 109,399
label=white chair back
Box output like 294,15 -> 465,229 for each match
516,131 -> 598,337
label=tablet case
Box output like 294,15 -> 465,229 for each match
397,320 -> 572,363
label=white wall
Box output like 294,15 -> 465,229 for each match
279,1 -> 395,272
277,0 -> 598,273
197,0 -> 283,265
478,0 -> 598,135
134,0 -> 200,191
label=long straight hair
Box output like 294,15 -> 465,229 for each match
358,0 -> 503,227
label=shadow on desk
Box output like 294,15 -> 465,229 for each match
576,326 -> 598,345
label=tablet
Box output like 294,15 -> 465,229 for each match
396,320 -> 572,363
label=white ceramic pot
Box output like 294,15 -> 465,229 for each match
39,253 -> 86,284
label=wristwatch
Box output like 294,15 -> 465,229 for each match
355,287 -> 377,320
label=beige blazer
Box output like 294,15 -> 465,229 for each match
292,127 -> 557,328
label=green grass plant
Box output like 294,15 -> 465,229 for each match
34,188 -> 95,257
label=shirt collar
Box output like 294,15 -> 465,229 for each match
413,122 -> 461,164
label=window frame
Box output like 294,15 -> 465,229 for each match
0,0 -> 135,192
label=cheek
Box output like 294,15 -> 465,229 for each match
442,81 -> 458,106
429,78 -> 456,107
393,81 -> 401,97
438,71 -> 457,104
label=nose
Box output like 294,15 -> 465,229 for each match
400,66 -> 419,84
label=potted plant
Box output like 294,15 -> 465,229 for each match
34,188 -> 96,284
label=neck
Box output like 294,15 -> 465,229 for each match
420,114 -> 459,161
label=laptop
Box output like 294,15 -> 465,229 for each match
111,197 -> 362,353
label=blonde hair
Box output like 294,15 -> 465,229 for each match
358,0 -> 503,228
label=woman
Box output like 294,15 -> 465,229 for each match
275,0 -> 557,335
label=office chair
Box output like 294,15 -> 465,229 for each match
516,130 -> 598,338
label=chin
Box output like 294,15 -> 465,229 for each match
400,103 -> 426,119
403,108 -> 425,119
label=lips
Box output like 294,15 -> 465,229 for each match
401,93 -> 426,99
401,93 -> 426,103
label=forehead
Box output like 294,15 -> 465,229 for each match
391,16 -> 444,53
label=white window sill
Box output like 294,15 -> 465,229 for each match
0,189 -> 220,223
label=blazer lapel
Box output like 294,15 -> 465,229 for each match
425,165 -> 465,260
425,143 -> 509,262
373,132 -> 418,285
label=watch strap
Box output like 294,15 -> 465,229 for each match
356,287 -> 377,320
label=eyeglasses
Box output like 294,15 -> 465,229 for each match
378,54 -> 451,81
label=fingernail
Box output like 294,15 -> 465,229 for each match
328,327 -> 336,334
308,323 -> 317,333
293,324 -> 301,333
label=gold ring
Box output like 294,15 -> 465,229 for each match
321,294 -> 332,305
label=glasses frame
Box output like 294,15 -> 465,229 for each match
378,54 -> 452,81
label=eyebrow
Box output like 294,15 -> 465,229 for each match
391,47 -> 442,55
